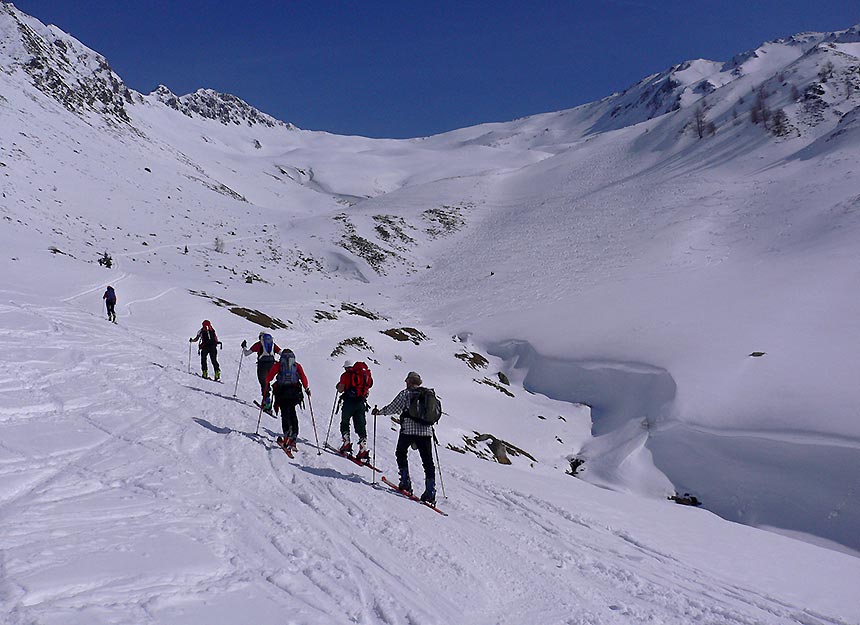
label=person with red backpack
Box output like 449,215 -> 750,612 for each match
335,360 -> 373,459
264,349 -> 310,453
241,332 -> 281,411
189,320 -> 222,380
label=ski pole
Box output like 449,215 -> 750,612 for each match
187,341 -> 192,374
233,351 -> 244,397
372,405 -> 378,486
308,394 -> 321,455
254,398 -> 264,436
433,429 -> 446,499
324,390 -> 339,449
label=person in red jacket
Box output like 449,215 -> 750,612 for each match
264,349 -> 310,452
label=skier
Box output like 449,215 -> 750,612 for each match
373,371 -> 436,504
189,320 -> 222,380
242,332 -> 281,411
103,286 -> 117,323
335,360 -> 373,460
264,349 -> 310,453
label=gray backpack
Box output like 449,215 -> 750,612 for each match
406,387 -> 442,425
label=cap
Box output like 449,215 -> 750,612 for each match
405,371 -> 422,385
343,360 -> 354,369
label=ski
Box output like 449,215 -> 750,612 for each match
275,436 -> 295,458
324,443 -> 381,472
381,476 -> 447,515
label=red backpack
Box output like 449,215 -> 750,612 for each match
346,362 -> 373,399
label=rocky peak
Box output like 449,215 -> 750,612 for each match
0,3 -> 133,122
151,86 -> 294,129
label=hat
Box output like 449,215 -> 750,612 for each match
343,360 -> 354,369
405,371 -> 422,385
281,349 -> 294,358
202,320 -> 212,328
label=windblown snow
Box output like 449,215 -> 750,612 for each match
1,4 -> 859,624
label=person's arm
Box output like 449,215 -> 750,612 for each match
297,363 -> 310,393
375,389 -> 409,416
242,341 -> 260,357
189,329 -> 201,342
336,370 -> 349,393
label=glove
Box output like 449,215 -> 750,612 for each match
218,341 -> 222,347
372,407 -> 379,416
188,337 -> 194,342
305,388 -> 311,397
241,340 -> 247,349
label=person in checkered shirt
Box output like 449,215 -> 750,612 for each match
373,371 -> 436,504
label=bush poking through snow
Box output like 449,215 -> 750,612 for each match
340,302 -> 385,320
97,251 -> 112,267
455,350 -> 489,370
475,377 -> 515,397
669,493 -> 702,507
330,337 -> 373,358
313,310 -> 338,322
566,457 -> 585,476
380,327 -> 427,344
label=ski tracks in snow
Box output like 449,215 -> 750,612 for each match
0,293 -> 856,625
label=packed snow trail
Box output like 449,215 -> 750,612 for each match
1,291 -> 858,625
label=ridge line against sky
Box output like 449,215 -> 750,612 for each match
11,0 -> 860,139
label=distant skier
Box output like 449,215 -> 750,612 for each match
264,349 -> 310,453
242,332 -> 281,411
373,371 -> 436,504
189,320 -> 222,380
102,286 -> 117,323
336,360 -> 373,459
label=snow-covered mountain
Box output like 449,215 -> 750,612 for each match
2,3 -> 860,623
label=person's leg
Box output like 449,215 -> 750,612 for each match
395,433 -> 413,493
416,437 -> 436,502
210,348 -> 220,380
339,400 -> 354,451
287,403 -> 299,442
200,348 -> 208,377
354,402 -> 368,457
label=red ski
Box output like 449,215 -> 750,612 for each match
324,443 -> 381,472
381,476 -> 447,516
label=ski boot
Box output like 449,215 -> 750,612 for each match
286,437 -> 297,452
397,468 -> 413,496
262,395 -> 273,414
338,436 -> 352,455
202,370 -> 209,379
214,369 -> 221,382
355,438 -> 369,461
420,476 -> 437,506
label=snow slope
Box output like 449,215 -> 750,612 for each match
2,4 -> 860,622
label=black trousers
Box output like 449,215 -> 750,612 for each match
277,401 -> 299,439
257,359 -> 275,395
395,433 -> 434,483
200,345 -> 219,373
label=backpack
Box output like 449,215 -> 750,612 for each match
260,333 -> 275,358
273,353 -> 303,405
105,287 -> 116,304
344,362 -> 373,399
200,328 -> 218,347
406,387 -> 442,425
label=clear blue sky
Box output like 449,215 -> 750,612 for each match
13,0 -> 860,138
